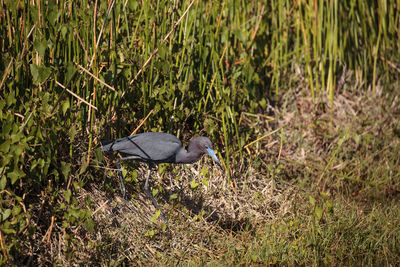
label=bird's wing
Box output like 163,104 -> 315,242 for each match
110,133 -> 182,162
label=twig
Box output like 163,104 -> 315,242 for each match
241,112 -> 275,120
89,0 -> 115,68
96,0 -> 115,49
19,24 -> 36,61
91,0 -> 98,68
0,58 -> 14,91
1,23 -> 36,91
130,109 -> 154,136
92,200 -> 110,216
380,55 -> 400,74
277,128 -> 283,162
129,0 -> 196,85
66,173 -> 73,191
243,128 -> 282,149
76,64 -> 116,91
41,216 -> 55,244
56,81 -> 98,110
0,190 -> 12,196
251,4 -> 264,42
74,29 -> 90,63
145,244 -> 157,256
0,229 -> 8,265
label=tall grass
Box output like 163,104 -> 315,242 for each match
0,0 -> 398,264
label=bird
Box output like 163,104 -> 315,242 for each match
101,132 -> 223,220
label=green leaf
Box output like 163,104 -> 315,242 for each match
61,25 -> 68,39
69,125 -> 77,141
12,144 -> 25,158
1,226 -> 16,234
68,207 -> 80,218
0,175 -> 7,190
150,209 -> 161,223
94,147 -> 104,163
34,38 -> 47,59
62,100 -> 70,116
259,98 -> 267,109
6,92 -> 15,106
145,229 -> 157,238
221,29 -> 229,43
309,195 -> 315,207
0,140 -> 11,153
48,2 -> 60,26
326,200 -> 334,212
190,179 -> 199,189
159,44 -> 167,59
61,161 -> 71,181
201,167 -> 208,177
152,188 -> 159,196
65,189 -> 71,203
128,0 -> 138,10
30,64 -> 51,84
79,157 -> 89,175
315,206 -> 323,220
30,64 -> 39,82
84,218 -> 95,233
12,205 -> 21,216
65,62 -> 75,83
1,209 -> 11,221
31,158 -> 45,171
8,169 -> 26,184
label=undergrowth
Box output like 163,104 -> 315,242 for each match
0,0 -> 399,265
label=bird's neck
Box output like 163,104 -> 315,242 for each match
175,147 -> 202,164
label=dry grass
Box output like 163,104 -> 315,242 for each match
32,70 -> 400,265
48,158 -> 296,265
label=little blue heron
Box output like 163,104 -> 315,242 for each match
101,132 -> 223,220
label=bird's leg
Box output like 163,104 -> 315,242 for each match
116,158 -> 127,199
115,156 -> 141,199
144,164 -> 167,221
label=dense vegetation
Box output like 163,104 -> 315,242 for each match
1,0 -> 399,265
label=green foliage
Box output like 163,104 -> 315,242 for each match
0,0 -> 398,265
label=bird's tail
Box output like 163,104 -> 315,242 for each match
101,140 -> 115,152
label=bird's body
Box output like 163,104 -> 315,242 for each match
102,132 -> 219,164
101,132 -> 223,221
102,132 -> 182,163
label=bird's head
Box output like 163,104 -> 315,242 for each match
190,137 -> 224,170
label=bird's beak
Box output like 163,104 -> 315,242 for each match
206,148 -> 224,171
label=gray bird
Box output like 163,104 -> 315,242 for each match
101,132 -> 223,220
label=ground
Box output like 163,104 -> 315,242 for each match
38,77 -> 400,265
